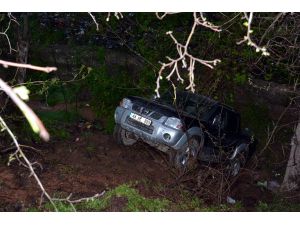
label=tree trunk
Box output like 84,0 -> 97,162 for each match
16,13 -> 29,84
281,119 -> 300,191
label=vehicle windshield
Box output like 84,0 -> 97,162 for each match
154,91 -> 215,118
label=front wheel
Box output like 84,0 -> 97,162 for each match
113,124 -> 137,146
170,137 -> 203,172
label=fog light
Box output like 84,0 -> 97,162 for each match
163,133 -> 171,141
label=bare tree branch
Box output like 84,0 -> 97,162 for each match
0,13 -> 18,54
259,12 -> 285,45
237,12 -> 270,56
0,78 -> 50,141
106,12 -> 123,22
155,12 -> 179,20
88,12 -> 99,31
0,60 -> 57,73
155,12 -> 221,97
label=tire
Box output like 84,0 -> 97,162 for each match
228,148 -> 248,177
113,124 -> 137,146
170,137 -> 203,172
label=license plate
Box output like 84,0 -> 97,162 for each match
130,113 -> 151,126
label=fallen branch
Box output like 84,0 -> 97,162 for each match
52,191 -> 106,211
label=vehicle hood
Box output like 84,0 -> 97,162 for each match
127,96 -> 179,118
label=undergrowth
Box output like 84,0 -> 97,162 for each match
39,184 -> 169,212
28,182 -> 245,212
256,198 -> 300,212
20,110 -> 80,142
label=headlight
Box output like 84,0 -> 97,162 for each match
164,117 -> 184,130
120,98 -> 132,109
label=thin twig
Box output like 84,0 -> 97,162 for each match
260,97 -> 296,155
0,116 -> 57,211
237,12 -> 270,56
0,13 -> 18,53
52,191 -> 106,212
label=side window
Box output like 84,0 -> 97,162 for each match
209,107 -> 240,134
210,107 -> 226,131
224,110 -> 239,133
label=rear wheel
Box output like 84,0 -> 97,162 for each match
113,124 -> 137,146
229,148 -> 248,177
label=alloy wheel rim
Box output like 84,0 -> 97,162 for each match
232,160 -> 240,176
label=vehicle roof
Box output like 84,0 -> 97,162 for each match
175,90 -> 217,104
176,90 -> 238,114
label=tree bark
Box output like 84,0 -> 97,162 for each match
281,119 -> 300,191
16,13 -> 29,84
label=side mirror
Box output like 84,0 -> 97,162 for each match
243,127 -> 253,136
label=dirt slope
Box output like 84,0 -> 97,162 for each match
0,129 -> 175,211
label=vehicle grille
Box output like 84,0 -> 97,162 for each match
132,104 -> 162,120
150,112 -> 162,120
126,117 -> 154,134
132,104 -> 143,112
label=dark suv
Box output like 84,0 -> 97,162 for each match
114,91 -> 255,175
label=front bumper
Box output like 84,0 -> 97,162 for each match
114,106 -> 187,150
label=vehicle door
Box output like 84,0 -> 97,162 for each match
221,109 -> 240,148
203,106 -> 227,159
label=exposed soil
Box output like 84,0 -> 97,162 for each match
0,128 -> 173,210
0,104 -> 276,211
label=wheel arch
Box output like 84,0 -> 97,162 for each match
186,127 -> 204,145
229,142 -> 249,160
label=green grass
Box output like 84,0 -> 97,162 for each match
170,189 -> 243,212
45,201 -> 76,212
39,184 -> 169,212
77,184 -> 169,212
27,182 -> 249,212
256,199 -> 300,212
